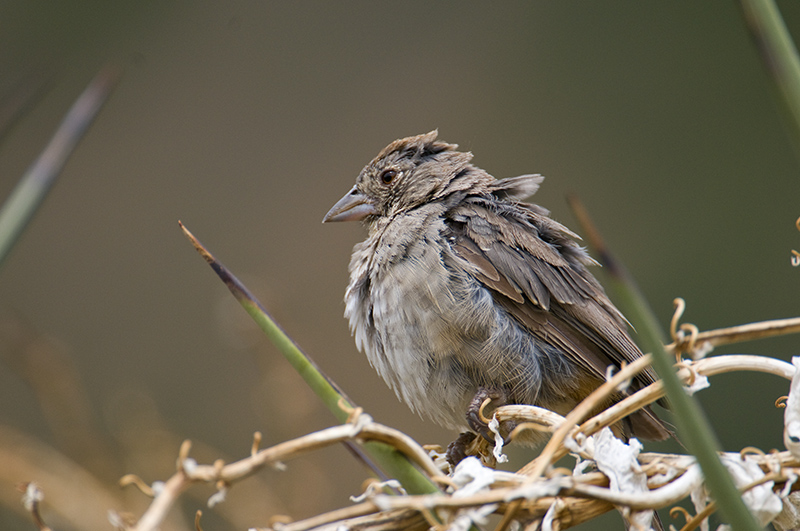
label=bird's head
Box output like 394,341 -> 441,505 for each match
323,130 -> 477,223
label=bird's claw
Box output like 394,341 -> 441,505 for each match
465,386 -> 516,443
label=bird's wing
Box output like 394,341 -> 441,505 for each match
446,200 -> 659,390
446,200 -> 671,440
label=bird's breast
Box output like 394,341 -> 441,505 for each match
344,215 -> 493,426
342,211 -> 579,430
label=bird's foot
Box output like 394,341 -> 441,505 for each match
466,386 -> 516,444
446,432 -> 477,467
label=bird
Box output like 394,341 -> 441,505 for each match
323,130 -> 670,458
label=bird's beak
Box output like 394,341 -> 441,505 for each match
323,186 -> 377,222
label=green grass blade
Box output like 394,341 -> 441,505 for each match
740,0 -> 800,152
0,66 -> 120,269
567,195 -> 761,530
179,222 -> 441,495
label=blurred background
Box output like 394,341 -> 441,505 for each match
0,2 -> 799,529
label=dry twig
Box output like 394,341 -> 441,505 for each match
100,313 -> 800,531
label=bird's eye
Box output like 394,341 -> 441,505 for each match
379,169 -> 397,185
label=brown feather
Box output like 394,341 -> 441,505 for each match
447,201 -> 669,440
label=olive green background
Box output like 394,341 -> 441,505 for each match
1,2 -> 799,529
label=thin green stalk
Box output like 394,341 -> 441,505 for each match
568,195 -> 760,530
179,222 -> 440,496
740,0 -> 800,152
0,66 -> 120,268
630,303 -> 759,530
